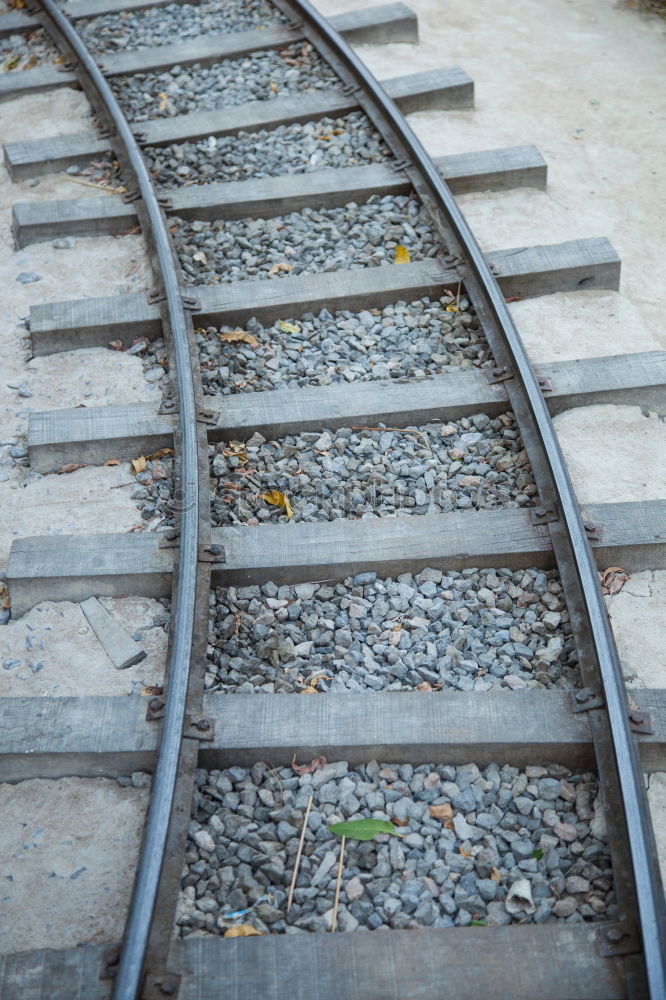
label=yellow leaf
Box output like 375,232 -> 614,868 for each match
104,458 -> 121,466
157,91 -> 170,112
269,80 -> 279,93
269,261 -> 293,275
223,441 -> 249,464
277,321 -> 300,334
2,53 -> 21,72
132,455 -> 147,474
223,924 -> 262,938
261,490 -> 294,518
445,304 -> 458,313
146,447 -> 174,461
219,330 -> 258,347
394,244 -> 411,264
193,251 -> 207,265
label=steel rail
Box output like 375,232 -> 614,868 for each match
35,1 -> 200,996
287,0 -> 666,993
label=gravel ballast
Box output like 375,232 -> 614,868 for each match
0,28 -> 58,71
111,42 -> 337,122
175,195 -> 439,286
177,760 -> 612,936
198,296 -> 487,397
147,113 -> 391,187
80,0 -> 287,54
210,414 -> 535,526
206,565 -> 577,694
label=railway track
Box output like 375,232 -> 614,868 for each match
0,0 -> 665,997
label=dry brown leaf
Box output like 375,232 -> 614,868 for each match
298,671 -> 331,694
291,753 -> 327,775
390,815 -> 410,828
219,329 -> 259,347
394,244 -> 411,264
459,846 -> 473,858
490,867 -> 501,882
157,91 -> 170,112
429,803 -> 453,821
146,448 -> 174,461
599,566 -> 630,596
223,924 -> 262,938
269,80 -> 279,93
57,463 -> 86,475
109,339 -> 125,351
261,490 -> 294,518
132,455 -> 147,474
268,261 -> 293,275
223,441 -> 249,464
104,458 -> 121,467
141,684 -> 164,696
416,681 -> 433,692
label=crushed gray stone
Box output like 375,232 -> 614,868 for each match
177,760 -> 613,936
110,41 -> 337,121
209,414 -> 535,526
174,194 -> 439,286
0,28 -> 58,70
147,113 -> 391,188
80,0 -> 287,53
206,566 -> 577,694
197,297 -> 488,397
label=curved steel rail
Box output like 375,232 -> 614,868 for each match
35,1 -> 200,996
284,0 -> 666,992
29,0 -> 665,995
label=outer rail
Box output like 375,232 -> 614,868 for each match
34,1 -> 200,997
284,0 -> 666,994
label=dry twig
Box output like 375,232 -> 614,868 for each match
331,835 -> 346,932
287,795 -> 313,913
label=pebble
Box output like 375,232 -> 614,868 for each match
178,760 -> 613,938
197,296 -> 486,397
111,41 -> 337,122
148,112 -> 390,188
80,0 -> 287,54
51,237 -> 76,249
205,565 -> 577,694
210,414 -> 535,525
16,272 -> 41,284
173,195 -> 438,287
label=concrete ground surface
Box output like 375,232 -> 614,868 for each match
0,0 -> 663,957
0,777 -> 149,955
0,93 -> 165,953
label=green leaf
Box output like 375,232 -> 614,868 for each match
532,848 -> 543,860
326,818 -> 404,842
470,919 -> 487,927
